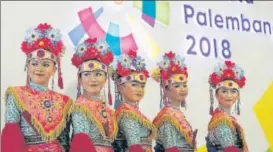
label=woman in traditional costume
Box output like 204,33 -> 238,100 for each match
206,60 -> 248,152
69,38 -> 117,152
111,50 -> 157,152
151,51 -> 197,152
1,23 -> 72,152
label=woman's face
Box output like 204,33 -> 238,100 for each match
118,80 -> 146,103
80,70 -> 107,96
165,82 -> 188,104
216,87 -> 239,109
27,58 -> 56,87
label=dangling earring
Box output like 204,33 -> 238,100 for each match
107,75 -> 112,105
51,74 -> 55,90
209,85 -> 214,115
25,59 -> 30,87
162,81 -> 169,107
159,80 -> 164,108
102,86 -> 107,105
57,57 -> 63,89
24,60 -> 28,72
77,77 -> 81,99
26,74 -> 30,87
114,84 -> 122,109
181,100 -> 187,110
237,95 -> 241,115
100,86 -> 108,123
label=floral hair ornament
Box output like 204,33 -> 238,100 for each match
111,50 -> 149,109
21,23 -> 66,89
112,50 -> 149,85
151,51 -> 188,108
208,60 -> 246,115
71,38 -> 114,105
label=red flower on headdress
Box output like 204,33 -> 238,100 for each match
36,23 -> 51,32
183,67 -> 188,78
98,51 -> 114,65
85,37 -> 97,45
33,38 -> 51,50
165,51 -> 175,59
71,55 -> 82,68
223,69 -> 235,79
117,63 -> 131,76
142,69 -> 150,78
161,70 -> 169,80
236,76 -> 246,88
51,41 -> 64,56
87,47 -> 99,58
225,60 -> 235,68
71,47 -> 100,68
167,63 -> 181,74
128,50 -> 137,59
21,41 -> 33,54
209,73 -> 223,85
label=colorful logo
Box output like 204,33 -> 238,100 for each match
68,2 -> 162,60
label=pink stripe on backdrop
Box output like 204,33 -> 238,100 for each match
78,7 -> 106,40
142,13 -> 155,27
120,33 -> 138,54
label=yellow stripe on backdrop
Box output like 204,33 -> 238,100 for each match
254,81 -> 273,150
126,14 -> 160,60
196,145 -> 208,152
266,147 -> 273,152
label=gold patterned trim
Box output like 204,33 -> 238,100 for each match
116,109 -> 157,140
208,112 -> 248,152
208,114 -> 236,133
5,87 -> 72,142
153,114 -> 193,147
69,104 -> 118,141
